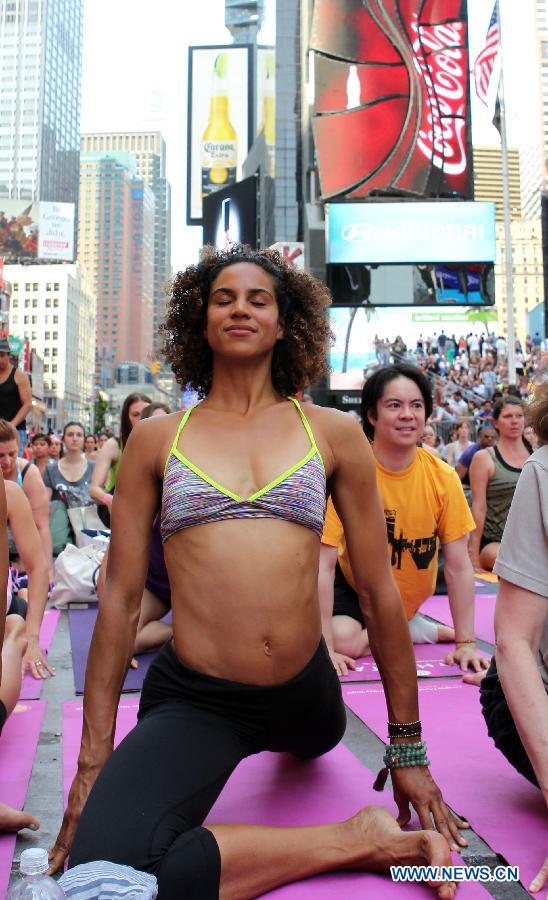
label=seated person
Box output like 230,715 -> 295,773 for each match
455,425 -> 497,486
0,475 -> 40,835
5,480 -> 53,679
43,422 -> 95,509
0,420 -> 52,572
30,432 -> 53,477
468,397 -> 531,572
320,364 -> 487,677
467,381 -> 548,897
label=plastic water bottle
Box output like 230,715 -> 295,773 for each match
7,848 -> 66,898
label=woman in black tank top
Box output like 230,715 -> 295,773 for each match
469,397 -> 532,572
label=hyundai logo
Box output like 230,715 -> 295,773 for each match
339,224 -> 373,243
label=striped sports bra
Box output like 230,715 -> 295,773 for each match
161,397 -> 326,542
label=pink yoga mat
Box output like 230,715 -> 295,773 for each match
339,642 -> 490,684
19,609 -> 61,701
421,595 -> 496,645
0,700 -> 46,898
343,681 -> 546,892
62,700 -> 486,898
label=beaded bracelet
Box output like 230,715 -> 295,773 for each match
387,720 -> 422,739
373,741 -> 429,792
384,741 -> 429,768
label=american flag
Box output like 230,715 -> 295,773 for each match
473,3 -> 500,106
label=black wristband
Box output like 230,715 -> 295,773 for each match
387,720 -> 422,739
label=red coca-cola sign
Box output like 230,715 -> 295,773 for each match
310,0 -> 471,200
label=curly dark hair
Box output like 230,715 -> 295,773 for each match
160,245 -> 333,396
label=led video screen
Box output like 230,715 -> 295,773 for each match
327,202 -> 496,265
203,175 -> 258,249
327,262 -> 495,307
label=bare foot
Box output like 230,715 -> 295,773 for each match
0,801 -> 39,833
344,805 -> 455,899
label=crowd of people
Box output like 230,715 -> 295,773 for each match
0,247 -> 545,898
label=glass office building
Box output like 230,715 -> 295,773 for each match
0,0 -> 83,203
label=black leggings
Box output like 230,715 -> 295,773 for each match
480,657 -> 539,787
69,638 -> 346,899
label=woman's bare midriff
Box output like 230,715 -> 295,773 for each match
163,517 -> 322,685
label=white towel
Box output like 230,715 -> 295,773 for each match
59,860 -> 158,899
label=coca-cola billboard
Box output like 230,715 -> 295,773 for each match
310,0 -> 472,200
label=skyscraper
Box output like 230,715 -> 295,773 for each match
78,150 -> 155,386
0,0 -> 83,203
472,146 -> 521,220
80,132 -> 171,346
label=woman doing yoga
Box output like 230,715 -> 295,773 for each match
468,397 -> 531,572
51,247 -> 466,898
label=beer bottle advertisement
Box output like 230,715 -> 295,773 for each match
256,48 -> 275,177
201,52 -> 238,198
188,45 -> 250,223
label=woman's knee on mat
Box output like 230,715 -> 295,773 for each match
332,615 -> 367,657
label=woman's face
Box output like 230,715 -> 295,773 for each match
49,437 -> 61,459
32,438 -> 50,459
495,404 -> 525,439
84,435 -> 96,453
63,425 -> 85,453
524,425 -> 539,449
128,401 -> 149,430
422,426 -> 437,447
0,439 -> 18,477
205,262 -> 283,361
97,434 -> 107,449
457,421 -> 469,440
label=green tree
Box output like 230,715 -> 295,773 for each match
95,395 -> 108,432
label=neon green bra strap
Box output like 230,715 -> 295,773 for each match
288,396 -> 321,456
164,404 -> 198,478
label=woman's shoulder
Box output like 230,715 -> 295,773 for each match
299,402 -> 363,440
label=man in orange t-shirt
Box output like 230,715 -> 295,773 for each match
319,364 -> 488,677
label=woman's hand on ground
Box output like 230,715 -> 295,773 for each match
23,639 -> 55,680
391,766 -> 469,851
529,852 -> 548,894
48,767 -> 99,874
328,649 -> 356,676
444,645 -> 490,673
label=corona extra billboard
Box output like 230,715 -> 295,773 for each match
310,0 -> 472,200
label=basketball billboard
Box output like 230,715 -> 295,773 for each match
310,0 -> 472,200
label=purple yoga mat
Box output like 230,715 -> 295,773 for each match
68,608 -> 166,693
19,608 -> 61,701
0,700 -> 46,898
422,595 -> 496,645
343,681 -> 546,892
339,642 -> 490,684
62,699 -> 486,898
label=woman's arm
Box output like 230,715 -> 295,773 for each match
50,421 -> 161,873
327,413 -> 466,848
22,465 -> 52,571
468,450 -> 492,568
0,473 -> 7,675
90,437 -> 118,506
6,482 -> 51,678
495,581 -> 548,804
